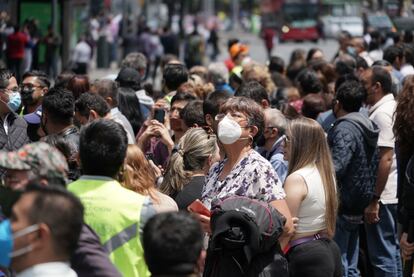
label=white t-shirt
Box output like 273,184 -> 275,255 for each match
400,64 -> 414,77
110,107 -> 136,144
17,262 -> 77,277
369,94 -> 398,204
72,41 -> 91,64
293,165 -> 327,234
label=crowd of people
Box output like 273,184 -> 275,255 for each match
0,21 -> 413,277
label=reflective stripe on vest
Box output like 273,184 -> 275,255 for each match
103,223 -> 137,253
68,178 -> 150,277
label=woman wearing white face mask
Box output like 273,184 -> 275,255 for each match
199,97 -> 294,244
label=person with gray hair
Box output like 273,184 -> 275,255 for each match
207,62 -> 233,94
120,53 -> 154,118
91,79 -> 136,144
256,108 -> 288,183
121,52 -> 148,78
104,52 -> 148,81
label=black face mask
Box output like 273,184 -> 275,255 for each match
256,133 -> 266,147
27,123 -> 41,142
0,186 -> 21,217
20,87 -> 35,106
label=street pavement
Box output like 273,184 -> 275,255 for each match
90,29 -> 339,80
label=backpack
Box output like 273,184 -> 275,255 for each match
203,196 -> 288,277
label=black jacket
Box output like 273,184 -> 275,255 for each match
402,154 -> 414,232
0,113 -> 30,177
328,112 -> 380,215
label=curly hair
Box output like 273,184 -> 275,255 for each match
393,75 -> 414,153
242,63 -> 276,94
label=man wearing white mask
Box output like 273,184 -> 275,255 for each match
0,69 -> 29,178
0,186 -> 83,277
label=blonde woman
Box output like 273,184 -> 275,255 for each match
159,127 -> 220,210
242,63 -> 276,95
283,117 -> 341,277
123,144 -> 178,213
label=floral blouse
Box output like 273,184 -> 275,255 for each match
201,150 -> 286,209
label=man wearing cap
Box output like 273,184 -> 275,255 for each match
0,69 -> 29,178
0,142 -> 68,190
229,43 -> 250,67
0,141 -> 122,277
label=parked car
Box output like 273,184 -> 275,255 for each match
367,14 -> 396,35
279,19 -> 320,42
322,16 -> 364,38
392,16 -> 414,32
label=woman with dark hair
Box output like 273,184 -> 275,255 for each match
279,102 -> 301,120
289,49 -> 306,68
301,93 -> 327,120
394,75 -> 414,260
54,70 -> 75,89
67,75 -> 90,100
306,48 -> 324,63
117,87 -> 144,136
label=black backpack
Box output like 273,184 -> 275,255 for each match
203,196 -> 288,277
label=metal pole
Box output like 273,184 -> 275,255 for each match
232,0 -> 239,30
204,0 -> 214,18
52,0 -> 58,32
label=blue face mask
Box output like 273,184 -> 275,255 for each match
347,46 -> 357,57
0,219 -> 13,267
0,219 -> 39,267
7,91 -> 21,112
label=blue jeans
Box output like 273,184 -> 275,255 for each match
334,215 -> 360,277
365,203 -> 402,277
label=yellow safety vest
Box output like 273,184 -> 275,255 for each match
68,177 -> 149,277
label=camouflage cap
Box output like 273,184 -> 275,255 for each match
0,142 -> 68,182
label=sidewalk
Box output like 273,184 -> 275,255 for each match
88,29 -> 266,80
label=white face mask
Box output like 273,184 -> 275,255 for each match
217,115 -> 243,145
10,224 -> 39,258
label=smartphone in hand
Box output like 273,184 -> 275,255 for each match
188,199 -> 211,217
154,109 -> 165,124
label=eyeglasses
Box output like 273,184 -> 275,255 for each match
20,84 -> 43,90
0,87 -> 19,94
214,112 -> 247,122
